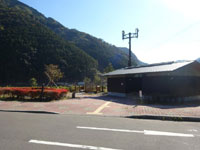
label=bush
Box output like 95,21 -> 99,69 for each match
0,87 -> 68,100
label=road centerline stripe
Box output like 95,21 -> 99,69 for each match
77,126 -> 194,137
29,139 -> 122,150
87,102 -> 111,115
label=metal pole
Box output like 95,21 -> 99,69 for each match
128,33 -> 132,67
122,28 -> 139,67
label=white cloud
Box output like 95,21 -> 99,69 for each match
161,0 -> 200,20
136,41 -> 200,63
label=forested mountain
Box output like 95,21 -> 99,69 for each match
2,0 -> 143,69
43,18 -> 144,70
0,0 -> 144,84
0,0 -> 97,84
118,47 -> 146,66
45,25 -> 138,70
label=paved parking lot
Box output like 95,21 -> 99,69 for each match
0,93 -> 200,118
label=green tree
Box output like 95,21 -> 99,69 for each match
93,70 -> 102,85
0,4 -> 98,84
45,64 -> 63,86
84,77 -> 93,92
29,77 -> 38,87
84,77 -> 91,85
104,63 -> 114,73
93,74 -> 101,85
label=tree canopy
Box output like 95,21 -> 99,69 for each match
0,2 -> 97,84
45,64 -> 63,83
104,63 -> 114,73
0,0 -> 144,85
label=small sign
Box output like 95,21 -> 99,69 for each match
139,90 -> 143,98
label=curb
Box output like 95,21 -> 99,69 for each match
0,110 -> 58,115
126,115 -> 200,122
1,109 -> 200,122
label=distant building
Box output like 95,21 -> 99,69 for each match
77,82 -> 85,86
104,59 -> 200,100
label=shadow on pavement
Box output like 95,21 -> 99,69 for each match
0,110 -> 58,114
83,95 -> 137,106
126,115 -> 200,122
144,102 -> 200,109
83,94 -> 200,109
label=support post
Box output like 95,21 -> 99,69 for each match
128,33 -> 132,67
122,28 -> 139,67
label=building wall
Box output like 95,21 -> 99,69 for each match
142,76 -> 200,97
108,92 -> 126,97
107,77 -> 126,93
107,76 -> 200,97
173,61 -> 200,77
125,77 -> 142,93
107,76 -> 143,94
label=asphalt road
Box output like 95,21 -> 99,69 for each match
0,111 -> 200,150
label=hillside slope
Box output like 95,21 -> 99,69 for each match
44,19 -> 143,70
4,0 -> 143,70
118,47 -> 146,66
0,0 -> 97,84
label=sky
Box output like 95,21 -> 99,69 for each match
19,0 -> 200,64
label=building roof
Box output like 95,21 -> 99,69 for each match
104,60 -> 194,77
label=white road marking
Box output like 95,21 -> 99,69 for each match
87,102 -> 111,115
29,139 -> 122,150
77,126 -> 144,133
144,130 -> 194,137
77,126 -> 194,137
188,129 -> 198,132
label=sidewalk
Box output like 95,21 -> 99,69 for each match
0,93 -> 200,121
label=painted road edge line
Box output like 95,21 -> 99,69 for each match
77,126 -> 194,137
29,139 -> 122,150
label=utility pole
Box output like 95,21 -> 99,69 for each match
122,28 -> 139,67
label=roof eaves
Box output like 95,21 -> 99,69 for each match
104,60 -> 194,77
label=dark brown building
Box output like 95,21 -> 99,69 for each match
104,59 -> 200,100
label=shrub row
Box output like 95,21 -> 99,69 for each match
0,87 -> 68,100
